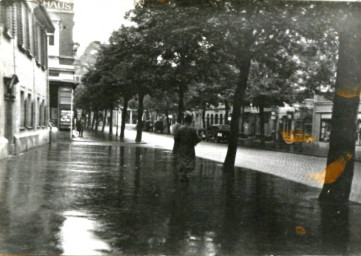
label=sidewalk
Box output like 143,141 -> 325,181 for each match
97,125 -> 361,203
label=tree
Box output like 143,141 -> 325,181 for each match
132,0 -> 340,171
74,41 -> 102,127
131,1 -> 215,124
199,1 -> 340,171
319,4 -> 361,203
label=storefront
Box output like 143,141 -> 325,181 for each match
50,82 -> 77,139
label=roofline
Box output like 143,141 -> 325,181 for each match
34,4 -> 55,33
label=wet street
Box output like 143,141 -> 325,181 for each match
1,138 -> 361,255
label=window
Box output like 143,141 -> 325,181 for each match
44,105 -> 48,126
33,22 -> 40,62
33,22 -> 48,68
320,120 -> 331,142
215,114 -> 218,124
26,93 -> 31,128
37,97 -> 41,127
20,91 -> 25,129
24,5 -> 30,51
40,100 -> 45,126
48,34 -> 54,46
16,1 -> 31,53
220,114 -> 223,125
1,1 -> 15,38
40,28 -> 48,67
31,100 -> 35,127
206,114 -> 209,127
16,1 -> 23,47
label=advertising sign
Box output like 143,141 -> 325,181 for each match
59,109 -> 72,129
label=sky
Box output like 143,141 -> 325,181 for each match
73,0 -> 135,55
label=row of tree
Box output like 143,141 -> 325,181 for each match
75,0 -> 361,203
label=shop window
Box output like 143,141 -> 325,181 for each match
215,114 -> 218,124
220,114 -> 223,124
20,91 -> 25,129
320,120 -> 331,142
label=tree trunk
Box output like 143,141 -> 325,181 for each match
109,107 -> 113,139
225,100 -> 230,125
202,104 -> 206,129
120,96 -> 129,139
136,93 -> 145,143
102,109 -> 107,133
319,7 -> 361,203
87,108 -> 91,128
224,43 -> 252,172
92,110 -> 96,130
240,105 -> 244,133
177,84 -> 184,124
259,105 -> 265,146
95,110 -> 99,131
165,109 -> 171,134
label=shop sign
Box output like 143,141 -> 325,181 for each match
42,0 -> 74,11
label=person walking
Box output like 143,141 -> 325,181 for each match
77,117 -> 85,137
174,115 -> 201,182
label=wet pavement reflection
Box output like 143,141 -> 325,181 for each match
1,142 -> 361,255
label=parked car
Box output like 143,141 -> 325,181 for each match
208,124 -> 231,143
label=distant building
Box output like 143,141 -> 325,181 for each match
44,0 -> 78,140
0,0 -> 54,159
312,95 -> 361,146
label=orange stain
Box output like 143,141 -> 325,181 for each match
336,90 -> 360,99
308,152 -> 352,185
336,86 -> 361,99
281,130 -> 316,144
295,226 -> 306,235
324,152 -> 352,184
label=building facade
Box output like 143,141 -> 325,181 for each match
312,95 -> 361,146
0,0 -> 54,159
43,0 -> 77,140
